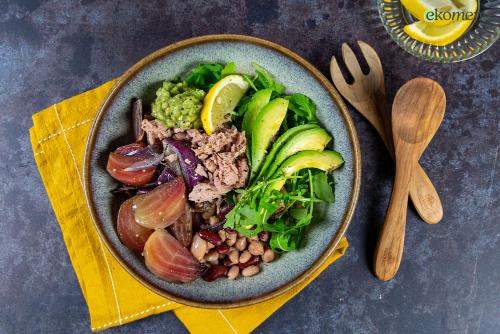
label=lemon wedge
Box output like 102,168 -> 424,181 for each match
201,75 -> 249,135
404,0 -> 477,46
404,20 -> 470,46
401,0 -> 460,26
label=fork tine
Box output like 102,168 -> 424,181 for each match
357,40 -> 384,77
341,43 -> 364,79
330,55 -> 352,96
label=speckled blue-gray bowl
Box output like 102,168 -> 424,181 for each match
83,35 -> 361,308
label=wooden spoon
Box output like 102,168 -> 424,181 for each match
374,78 -> 446,281
330,41 -> 443,224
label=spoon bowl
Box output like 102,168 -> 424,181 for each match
393,79 -> 446,147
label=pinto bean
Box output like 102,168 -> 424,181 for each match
235,237 -> 247,251
239,250 -> 251,264
262,248 -> 275,263
248,241 -> 265,256
239,255 -> 260,269
226,231 -> 237,246
225,228 -> 237,237
242,265 -> 260,277
209,216 -> 220,226
205,250 -> 218,262
218,229 -> 227,242
227,266 -> 240,280
228,250 -> 239,264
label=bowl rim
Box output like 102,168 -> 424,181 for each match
83,34 -> 361,309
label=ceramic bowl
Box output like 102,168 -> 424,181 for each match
83,35 -> 361,308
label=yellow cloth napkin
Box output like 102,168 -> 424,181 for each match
29,80 -> 349,333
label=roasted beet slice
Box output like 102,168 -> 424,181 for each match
132,177 -> 187,229
144,229 -> 203,283
117,198 -> 153,253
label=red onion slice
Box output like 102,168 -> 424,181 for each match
163,138 -> 204,191
157,167 -> 177,184
123,144 -> 164,172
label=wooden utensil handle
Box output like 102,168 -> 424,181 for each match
372,90 -> 443,225
409,164 -> 443,224
374,158 -> 414,281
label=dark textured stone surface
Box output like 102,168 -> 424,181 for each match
0,0 -> 498,333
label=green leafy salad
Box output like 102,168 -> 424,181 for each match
183,62 -> 345,252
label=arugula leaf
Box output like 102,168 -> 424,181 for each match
294,211 -> 313,228
238,205 -> 262,226
242,74 -> 258,91
221,62 -> 236,77
270,229 -> 303,252
285,93 -> 317,126
252,63 -> 273,88
290,208 -> 308,220
234,95 -> 252,117
184,63 -> 224,91
237,225 -> 263,237
252,63 -> 285,94
225,172 -> 321,252
268,174 -> 311,253
312,172 -> 335,203
244,63 -> 285,95
263,217 -> 288,233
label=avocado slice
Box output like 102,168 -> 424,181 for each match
267,150 -> 344,192
253,124 -> 319,183
250,98 -> 288,180
279,150 -> 344,176
264,128 -> 332,178
241,88 -> 273,142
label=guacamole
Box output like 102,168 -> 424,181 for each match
151,81 -> 205,129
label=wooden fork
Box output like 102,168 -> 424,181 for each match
330,41 -> 443,225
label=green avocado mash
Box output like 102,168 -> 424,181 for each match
151,81 -> 205,129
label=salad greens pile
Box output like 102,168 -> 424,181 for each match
185,62 -> 318,128
184,62 -> 342,252
185,63 -> 237,91
224,169 -> 335,252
